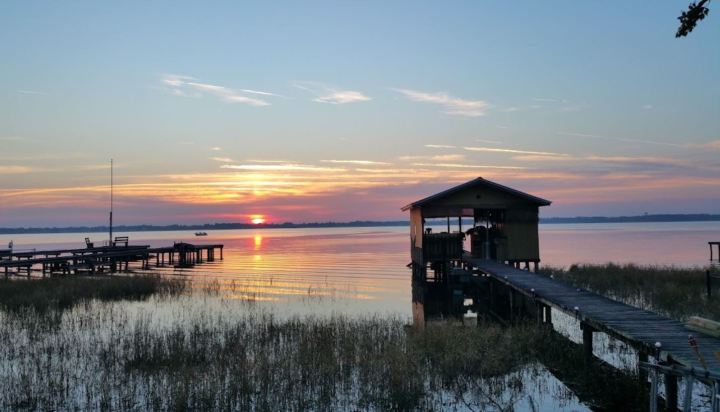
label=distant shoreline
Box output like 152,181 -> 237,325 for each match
0,214 -> 718,235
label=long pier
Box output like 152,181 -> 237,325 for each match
462,256 -> 720,409
0,243 -> 224,277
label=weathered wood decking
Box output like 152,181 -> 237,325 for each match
0,243 -> 224,277
464,256 -> 720,373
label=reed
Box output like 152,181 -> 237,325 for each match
541,263 -> 719,321
0,299 -> 603,411
0,275 -> 188,313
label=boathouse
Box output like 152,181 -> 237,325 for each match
402,177 -> 551,274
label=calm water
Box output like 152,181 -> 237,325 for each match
3,222 -> 718,411
3,222 -> 718,316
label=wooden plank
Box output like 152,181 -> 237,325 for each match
465,257 -> 720,372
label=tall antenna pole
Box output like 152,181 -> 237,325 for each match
109,158 -> 113,247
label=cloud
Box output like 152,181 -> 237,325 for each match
642,104 -> 654,110
161,74 -> 273,107
557,131 -> 685,148
394,88 -> 489,117
210,147 -> 222,151
220,163 -> 345,172
17,90 -> 47,95
431,154 -> 465,162
211,157 -> 234,162
686,140 -> 720,151
464,146 -> 567,156
412,163 -> 526,170
294,82 -> 371,104
424,144 -> 457,149
532,97 -> 561,103
0,166 -> 34,174
476,138 -> 502,144
321,160 -> 391,165
0,136 -> 25,142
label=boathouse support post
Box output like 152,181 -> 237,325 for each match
639,351 -> 649,385
508,289 -> 515,323
544,305 -> 552,325
683,375 -> 694,412
709,270 -> 713,299
581,322 -> 594,367
665,372 -> 678,411
649,365 -> 658,412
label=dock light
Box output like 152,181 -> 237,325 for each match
655,342 -> 662,349
574,306 -> 579,311
531,288 -> 535,292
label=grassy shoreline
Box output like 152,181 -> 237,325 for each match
0,275 -> 188,313
541,263 -> 718,321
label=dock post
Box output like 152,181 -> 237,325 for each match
639,351 -> 649,385
544,305 -> 552,325
581,322 -> 594,367
683,375 -> 694,412
665,372 -> 678,412
708,270 -> 713,299
508,289 -> 515,323
220,246 -> 223,260
649,364 -> 658,412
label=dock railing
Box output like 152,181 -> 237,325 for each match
706,242 -> 720,298
422,233 -> 464,262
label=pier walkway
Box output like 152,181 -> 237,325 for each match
0,243 -> 223,277
464,257 -> 720,373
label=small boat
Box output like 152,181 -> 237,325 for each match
195,232 -> 208,236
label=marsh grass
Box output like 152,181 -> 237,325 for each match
0,275 -> 188,313
0,296 -> 599,411
541,263 -> 719,321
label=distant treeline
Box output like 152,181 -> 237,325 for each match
540,214 -> 720,224
0,214 -> 718,234
0,220 -> 409,234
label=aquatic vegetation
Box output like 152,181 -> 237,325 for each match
0,275 -> 188,313
0,296 -> 595,411
542,263 -> 719,321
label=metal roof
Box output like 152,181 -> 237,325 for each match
401,177 -> 551,211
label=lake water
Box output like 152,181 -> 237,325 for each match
3,222 -> 718,410
3,221 -> 718,316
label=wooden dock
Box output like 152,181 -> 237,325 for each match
0,243 -> 224,277
464,257 -> 720,373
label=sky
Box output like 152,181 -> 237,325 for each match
1,1 -> 719,227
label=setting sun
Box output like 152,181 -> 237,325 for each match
250,215 -> 266,225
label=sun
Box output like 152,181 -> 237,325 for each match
250,215 -> 266,225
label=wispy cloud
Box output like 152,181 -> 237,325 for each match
210,147 -> 222,151
464,146 -> 567,156
211,157 -> 234,163
412,163 -> 526,170
431,154 -> 466,162
321,160 -> 390,165
17,90 -> 47,95
0,166 -> 35,174
424,144 -> 457,149
220,163 -> 345,172
532,97 -> 562,103
557,131 -> 685,148
685,140 -> 720,151
0,136 -> 25,142
394,88 -> 489,117
161,74 -> 273,106
294,82 -> 371,104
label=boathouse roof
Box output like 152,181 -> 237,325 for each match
401,177 -> 551,211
